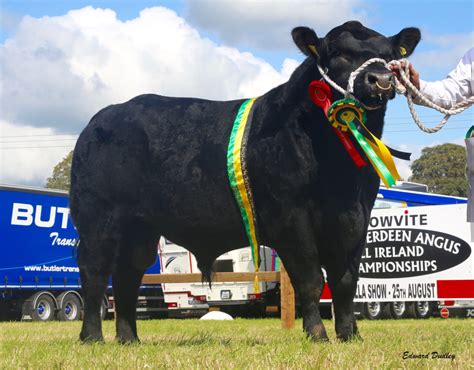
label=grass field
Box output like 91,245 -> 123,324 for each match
0,318 -> 472,369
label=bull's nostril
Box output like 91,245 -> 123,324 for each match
367,71 -> 394,92
367,73 -> 378,84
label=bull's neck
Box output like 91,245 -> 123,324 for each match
280,58 -> 320,111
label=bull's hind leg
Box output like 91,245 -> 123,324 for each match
77,208 -> 125,342
327,268 -> 360,341
112,265 -> 145,344
112,221 -> 158,344
278,249 -> 328,341
78,236 -> 118,342
79,247 -> 109,342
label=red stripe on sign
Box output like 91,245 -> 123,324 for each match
321,283 -> 332,300
437,280 -> 474,299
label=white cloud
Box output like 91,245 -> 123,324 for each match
1,6 -> 300,186
1,6 -> 299,132
0,121 -> 74,186
411,31 -> 473,73
185,0 -> 369,50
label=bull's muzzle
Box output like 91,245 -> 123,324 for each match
366,71 -> 395,97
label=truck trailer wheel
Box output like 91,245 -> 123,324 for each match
23,292 -> 57,321
407,301 -> 434,319
57,292 -> 82,321
363,302 -> 391,320
100,297 -> 108,321
389,301 -> 407,319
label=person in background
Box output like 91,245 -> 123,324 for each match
392,48 -> 474,224
391,47 -> 473,108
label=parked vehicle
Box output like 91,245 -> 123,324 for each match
0,185 -> 165,321
158,239 -> 280,317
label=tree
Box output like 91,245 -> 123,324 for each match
46,151 -> 73,191
409,143 -> 467,197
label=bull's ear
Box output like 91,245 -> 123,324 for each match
390,27 -> 421,58
292,27 -> 321,59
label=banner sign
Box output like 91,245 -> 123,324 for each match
354,204 -> 473,302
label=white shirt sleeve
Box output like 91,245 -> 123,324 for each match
418,48 -> 473,109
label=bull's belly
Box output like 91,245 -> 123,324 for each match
142,178 -> 249,251
154,211 -> 249,258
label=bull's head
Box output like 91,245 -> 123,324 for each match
292,21 -> 421,109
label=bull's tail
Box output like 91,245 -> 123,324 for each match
197,258 -> 215,289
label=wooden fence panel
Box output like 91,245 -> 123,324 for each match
142,269 -> 295,329
142,271 -> 280,284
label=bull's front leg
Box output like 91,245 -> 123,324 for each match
327,237 -> 365,341
278,248 -> 328,341
328,268 -> 361,341
327,205 -> 368,341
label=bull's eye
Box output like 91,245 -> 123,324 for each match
331,51 -> 350,63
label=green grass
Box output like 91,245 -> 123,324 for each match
0,318 -> 472,369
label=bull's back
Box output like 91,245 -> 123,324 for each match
70,94 -> 247,247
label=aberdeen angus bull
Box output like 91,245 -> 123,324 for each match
70,21 -> 420,343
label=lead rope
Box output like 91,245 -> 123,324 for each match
388,59 -> 474,133
318,58 -> 474,133
317,58 -> 389,111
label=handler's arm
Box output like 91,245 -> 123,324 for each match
418,48 -> 473,109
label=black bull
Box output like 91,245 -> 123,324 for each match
70,21 -> 420,343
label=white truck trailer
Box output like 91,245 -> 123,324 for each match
158,239 -> 279,317
0,184 -> 166,321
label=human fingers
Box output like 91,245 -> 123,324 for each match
408,64 -> 420,89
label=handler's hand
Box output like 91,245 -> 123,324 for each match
390,61 -> 420,90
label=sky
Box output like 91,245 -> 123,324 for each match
0,0 -> 473,187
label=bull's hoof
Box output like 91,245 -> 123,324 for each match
336,332 -> 363,342
116,336 -> 140,345
307,334 -> 330,342
305,323 -> 329,342
80,332 -> 104,343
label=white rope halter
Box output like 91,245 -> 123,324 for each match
317,58 -> 474,133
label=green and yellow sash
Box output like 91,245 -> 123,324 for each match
227,98 -> 260,293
